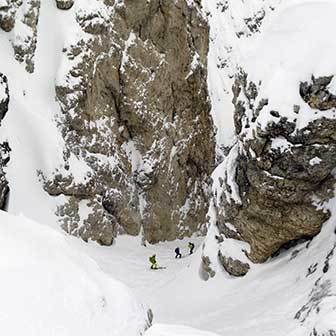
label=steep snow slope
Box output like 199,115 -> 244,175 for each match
205,0 -> 282,146
200,0 -> 336,334
0,0 -> 335,335
205,0 -> 336,268
145,324 -> 220,336
0,210 -> 149,336
0,1 -> 219,335
0,0 -> 66,225
240,0 -> 336,129
75,196 -> 336,335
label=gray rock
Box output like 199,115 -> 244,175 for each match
43,0 -> 215,245
300,76 -> 336,110
218,251 -> 250,277
0,73 -> 10,210
12,0 -> 41,73
0,0 -> 20,32
200,256 -> 216,280
217,72 -> 336,268
0,74 -> 9,120
56,0 -> 74,10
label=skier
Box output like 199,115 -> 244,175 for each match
175,247 -> 182,259
188,242 -> 195,255
149,254 -> 158,270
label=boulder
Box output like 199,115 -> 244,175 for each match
55,0 -> 74,10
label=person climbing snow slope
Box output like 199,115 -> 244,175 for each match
149,254 -> 158,270
188,242 -> 195,255
175,247 -> 182,259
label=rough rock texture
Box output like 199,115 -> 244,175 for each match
200,255 -> 216,280
12,0 -> 41,73
56,0 -> 74,10
217,72 -> 336,267
0,74 -> 9,120
0,0 -> 21,32
300,76 -> 336,111
0,0 -> 41,73
295,241 -> 336,336
218,251 -> 250,277
42,0 -> 215,245
0,73 -> 10,210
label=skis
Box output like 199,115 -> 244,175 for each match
150,266 -> 166,270
176,254 -> 192,259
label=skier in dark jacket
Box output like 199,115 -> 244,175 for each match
149,254 -> 158,269
188,242 -> 195,255
175,247 -> 182,259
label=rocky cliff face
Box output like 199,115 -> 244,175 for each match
0,74 -> 10,210
218,72 -> 335,267
38,0 -> 215,245
202,0 -> 336,278
0,0 -> 41,73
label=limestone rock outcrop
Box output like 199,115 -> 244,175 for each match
42,0 -> 215,244
12,0 -> 41,73
0,0 -> 41,73
56,0 -> 74,10
0,73 -> 10,210
217,72 -> 336,268
0,0 -> 20,32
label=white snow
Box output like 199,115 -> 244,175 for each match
0,0 -> 8,8
121,32 -> 136,73
122,140 -> 143,172
145,324 -> 220,336
240,0 -> 336,132
327,76 -> 336,95
224,222 -> 237,232
309,156 -> 322,166
204,0 -> 281,146
67,152 -> 93,184
0,210 -> 148,336
271,137 -> 293,153
78,198 -> 91,222
0,0 -> 68,225
185,51 -> 201,79
222,143 -> 242,204
0,0 -> 335,335
71,195 -> 336,335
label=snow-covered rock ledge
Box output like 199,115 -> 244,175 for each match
205,0 -> 336,277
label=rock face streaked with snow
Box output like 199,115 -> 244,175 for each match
203,0 -> 336,278
218,71 -> 335,264
40,0 -> 215,245
0,0 -> 41,73
0,73 -> 9,210
0,0 -> 336,335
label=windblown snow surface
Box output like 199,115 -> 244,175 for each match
0,0 -> 335,335
0,211 -> 149,336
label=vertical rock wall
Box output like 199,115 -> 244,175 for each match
42,0 -> 215,244
0,73 -> 10,210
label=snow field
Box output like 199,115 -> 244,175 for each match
0,210 -> 148,336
